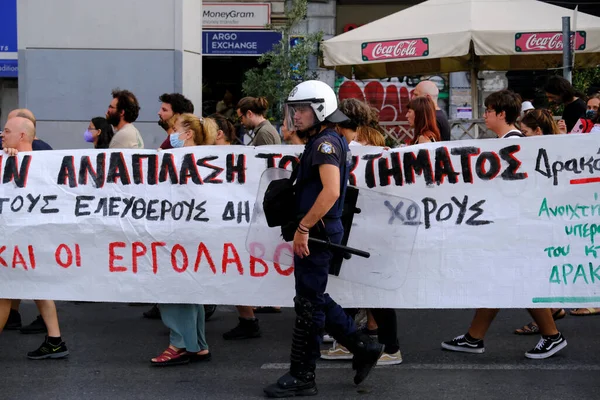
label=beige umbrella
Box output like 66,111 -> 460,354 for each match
322,0 -> 600,118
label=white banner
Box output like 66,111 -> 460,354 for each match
1,135 -> 600,308
203,3 -> 271,29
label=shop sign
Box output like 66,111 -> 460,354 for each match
203,2 -> 271,29
362,38 -> 429,61
515,31 -> 586,52
203,30 -> 282,56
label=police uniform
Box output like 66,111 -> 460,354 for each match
264,81 -> 382,399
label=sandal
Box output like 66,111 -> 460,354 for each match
513,308 -> 566,335
514,322 -> 539,335
151,347 -> 190,366
570,307 -> 600,316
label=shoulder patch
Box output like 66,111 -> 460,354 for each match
318,141 -> 335,155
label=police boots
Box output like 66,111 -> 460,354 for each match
264,304 -> 319,398
340,331 -> 384,385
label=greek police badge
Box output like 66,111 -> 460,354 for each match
318,142 -> 334,154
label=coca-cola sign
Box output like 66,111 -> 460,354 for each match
361,38 -> 429,61
515,31 -> 586,52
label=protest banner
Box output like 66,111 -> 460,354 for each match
0,134 -> 599,308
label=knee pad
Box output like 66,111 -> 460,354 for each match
294,296 -> 314,322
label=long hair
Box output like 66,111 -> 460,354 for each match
210,113 -> 237,144
520,109 -> 560,135
544,76 -> 580,103
178,114 -> 216,146
91,117 -> 114,149
407,97 -> 440,144
236,97 -> 269,116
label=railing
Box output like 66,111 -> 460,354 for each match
380,119 -> 497,146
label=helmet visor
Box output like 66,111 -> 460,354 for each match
284,102 -> 317,132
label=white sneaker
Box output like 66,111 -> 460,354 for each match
322,334 -> 334,343
377,350 -> 403,365
320,341 -> 352,360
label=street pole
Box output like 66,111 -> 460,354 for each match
562,16 -> 572,83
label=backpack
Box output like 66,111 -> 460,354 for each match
263,166 -> 300,228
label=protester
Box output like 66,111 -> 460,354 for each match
1,116 -> 69,359
211,113 -> 237,145
520,100 -> 535,118
569,94 -> 600,134
106,88 -> 144,149
442,90 -> 567,360
263,80 -> 383,398
236,97 -> 281,146
216,89 -> 236,123
3,108 -> 52,150
321,98 -> 402,366
281,107 -> 305,145
224,97 -> 281,340
413,80 -> 451,141
151,113 -> 215,366
407,97 -> 441,144
519,109 -> 561,136
84,117 -> 114,148
544,76 -> 586,133
157,93 -> 195,150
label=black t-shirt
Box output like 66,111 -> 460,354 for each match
435,109 -> 451,141
563,98 -> 587,133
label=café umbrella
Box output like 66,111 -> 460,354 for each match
321,0 -> 600,118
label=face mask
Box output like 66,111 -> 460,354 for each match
84,130 -> 95,143
586,110 -> 598,120
169,132 -> 186,148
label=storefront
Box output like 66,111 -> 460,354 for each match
201,2 -> 282,116
0,0 -> 18,129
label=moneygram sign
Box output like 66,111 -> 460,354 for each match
361,38 -> 429,62
515,31 -> 586,53
203,3 -> 271,29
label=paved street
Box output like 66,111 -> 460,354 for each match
1,301 -> 599,400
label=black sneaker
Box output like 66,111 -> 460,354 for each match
441,334 -> 485,354
27,337 -> 69,360
264,372 -> 317,398
525,333 -> 567,359
222,317 -> 261,340
5,309 -> 22,330
20,315 -> 48,334
143,304 -> 161,320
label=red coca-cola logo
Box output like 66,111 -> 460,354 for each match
362,38 -> 429,61
515,31 -> 586,52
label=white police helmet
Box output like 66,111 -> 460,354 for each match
284,80 -> 349,132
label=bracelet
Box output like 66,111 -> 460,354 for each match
299,223 -> 311,231
296,228 -> 309,235
297,226 -> 309,234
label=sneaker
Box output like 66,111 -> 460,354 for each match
525,333 -> 567,359
27,337 -> 69,360
5,309 -> 22,330
143,304 -> 161,320
20,315 -> 47,334
222,317 -> 261,340
322,334 -> 334,343
377,350 -> 403,365
320,341 -> 352,360
441,334 -> 485,354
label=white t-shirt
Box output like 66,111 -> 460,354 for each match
109,123 -> 144,149
499,129 -> 524,139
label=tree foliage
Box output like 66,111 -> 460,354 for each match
242,0 -> 323,121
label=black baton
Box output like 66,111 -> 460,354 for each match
308,238 -> 370,259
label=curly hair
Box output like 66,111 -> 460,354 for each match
111,89 -> 140,123
159,93 -> 194,115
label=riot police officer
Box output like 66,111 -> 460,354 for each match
263,81 -> 383,398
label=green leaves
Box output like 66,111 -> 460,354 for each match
241,0 -> 323,121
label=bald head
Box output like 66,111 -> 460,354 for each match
414,81 -> 440,108
7,108 -> 36,128
2,117 -> 35,150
